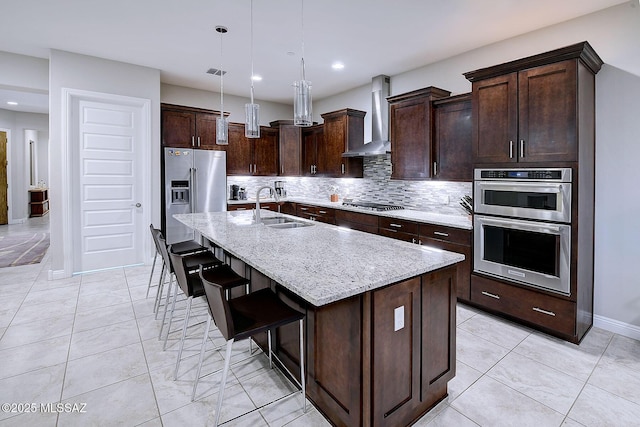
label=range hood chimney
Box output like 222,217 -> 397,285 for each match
342,75 -> 391,157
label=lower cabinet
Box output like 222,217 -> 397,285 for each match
335,210 -> 379,234
302,266 -> 457,427
296,204 -> 335,224
470,274 -> 577,340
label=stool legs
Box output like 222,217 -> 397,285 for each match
191,314 -> 212,401
153,264 -> 167,317
215,338 -> 235,427
158,275 -> 175,341
174,296 -> 194,380
145,250 -> 158,298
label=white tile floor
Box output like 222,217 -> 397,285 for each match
1,218 -> 640,426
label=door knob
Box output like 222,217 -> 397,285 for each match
132,203 -> 141,208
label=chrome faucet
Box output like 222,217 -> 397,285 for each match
255,186 -> 279,223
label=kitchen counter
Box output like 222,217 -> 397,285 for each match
227,196 -> 472,230
174,210 -> 464,306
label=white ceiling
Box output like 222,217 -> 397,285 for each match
0,0 -> 628,114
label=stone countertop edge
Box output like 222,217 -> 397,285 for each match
175,211 -> 465,307
226,197 -> 472,230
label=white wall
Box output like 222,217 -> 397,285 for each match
49,49 -> 161,277
161,83 -> 292,125
0,51 -> 48,92
0,109 -> 49,221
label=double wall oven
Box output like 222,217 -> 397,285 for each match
473,168 -> 572,296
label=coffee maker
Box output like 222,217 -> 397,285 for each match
274,181 -> 286,198
230,184 -> 240,200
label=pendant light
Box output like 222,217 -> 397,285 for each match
293,0 -> 312,126
215,25 -> 229,145
245,0 -> 260,138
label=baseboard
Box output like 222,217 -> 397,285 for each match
49,269 -> 68,280
8,217 -> 27,225
594,314 -> 640,341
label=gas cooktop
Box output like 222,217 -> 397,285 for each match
342,201 -> 405,211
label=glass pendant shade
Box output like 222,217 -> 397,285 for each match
216,116 -> 228,145
245,102 -> 260,138
294,78 -> 312,126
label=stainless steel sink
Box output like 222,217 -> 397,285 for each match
259,216 -> 313,229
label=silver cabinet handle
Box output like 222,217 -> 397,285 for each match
433,161 -> 437,176
509,141 -> 513,159
389,223 -> 402,228
254,164 -> 257,174
341,164 -> 345,174
192,136 -> 195,147
197,136 -> 201,147
281,165 -> 284,174
300,207 -> 308,211
236,207 -> 247,211
319,210 -> 327,214
520,140 -> 525,158
433,231 -> 449,237
532,307 -> 556,317
418,240 -> 422,245
481,291 -> 500,300
310,165 -> 313,174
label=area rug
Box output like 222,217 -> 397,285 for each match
0,232 -> 50,268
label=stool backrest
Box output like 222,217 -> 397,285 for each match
156,234 -> 176,275
149,224 -> 163,254
199,268 -> 235,341
168,249 -> 193,297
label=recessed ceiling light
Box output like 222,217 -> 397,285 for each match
252,75 -> 262,82
332,62 -> 345,70
7,101 -> 18,105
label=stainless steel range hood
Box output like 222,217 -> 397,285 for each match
342,75 -> 391,157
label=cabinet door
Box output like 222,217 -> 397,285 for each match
278,125 -> 302,176
372,277 -> 421,427
196,113 -> 224,150
518,60 -> 578,163
422,238 -> 470,301
302,126 -> 320,176
162,109 -> 195,147
254,127 -> 278,176
472,73 -> 518,164
226,123 -> 252,175
433,96 -> 472,181
390,98 -> 432,179
319,117 -> 345,177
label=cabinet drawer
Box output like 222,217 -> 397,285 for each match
378,228 -> 419,244
419,224 -> 470,246
335,210 -> 379,227
470,275 -> 576,337
378,217 -> 418,235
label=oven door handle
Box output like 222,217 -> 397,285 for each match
478,216 -> 562,233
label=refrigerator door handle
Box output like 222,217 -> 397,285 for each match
190,167 -> 196,213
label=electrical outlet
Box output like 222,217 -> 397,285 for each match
394,306 -> 404,331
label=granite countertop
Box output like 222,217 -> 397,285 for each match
227,197 -> 472,230
175,210 -> 465,307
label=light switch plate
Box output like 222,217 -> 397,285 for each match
394,306 -> 405,332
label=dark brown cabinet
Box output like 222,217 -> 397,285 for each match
271,120 -> 302,176
465,42 -> 603,165
432,94 -> 473,181
388,87 -> 451,180
320,109 -> 365,178
29,189 -> 49,217
301,125 -> 323,176
335,210 -> 379,234
296,204 -> 335,224
161,104 -> 224,149
227,202 -> 279,212
226,124 -> 278,176
378,217 -> 419,243
419,223 -> 471,301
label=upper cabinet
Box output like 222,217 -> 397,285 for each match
388,87 -> 451,180
464,42 -> 603,165
320,109 -> 365,178
432,93 -> 473,181
271,120 -> 303,176
302,124 -> 323,176
226,123 -> 278,176
161,104 -> 224,150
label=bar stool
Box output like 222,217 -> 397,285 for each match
167,249 -> 250,380
145,224 -> 208,312
195,266 -> 306,426
155,234 -> 224,339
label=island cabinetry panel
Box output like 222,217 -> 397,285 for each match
320,109 -> 365,178
226,124 -> 278,176
161,104 -> 224,149
271,120 -> 302,176
378,217 -> 419,243
470,274 -> 576,338
335,210 -> 379,234
296,204 -> 335,224
432,94 -> 473,181
419,224 -> 471,301
388,87 -> 451,180
304,267 -> 457,427
464,42 -> 602,165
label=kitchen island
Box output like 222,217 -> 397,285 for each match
175,210 -> 465,427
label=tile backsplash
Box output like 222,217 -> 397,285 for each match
228,154 -> 472,216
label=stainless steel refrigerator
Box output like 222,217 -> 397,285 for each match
164,148 -> 227,244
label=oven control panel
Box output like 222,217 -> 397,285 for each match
475,168 -> 571,182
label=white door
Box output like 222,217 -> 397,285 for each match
72,98 -> 146,272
